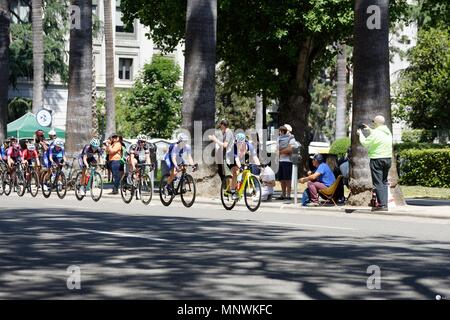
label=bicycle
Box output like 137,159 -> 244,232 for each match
41,163 -> 68,199
1,160 -> 27,197
159,164 -> 198,207
74,164 -> 104,202
23,162 -> 40,197
120,163 -> 155,205
220,164 -> 262,212
64,157 -> 80,191
0,159 -> 7,196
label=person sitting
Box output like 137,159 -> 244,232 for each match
299,153 -> 336,207
326,154 -> 345,204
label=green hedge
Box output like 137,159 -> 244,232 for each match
329,137 -> 351,158
394,142 -> 449,153
399,149 -> 450,187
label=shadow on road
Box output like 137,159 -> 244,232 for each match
0,207 -> 449,299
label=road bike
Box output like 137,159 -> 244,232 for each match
120,163 -> 155,205
1,160 -> 27,197
41,163 -> 67,199
64,156 -> 81,191
220,164 -> 262,212
74,164 -> 104,202
23,162 -> 40,197
159,164 -> 197,207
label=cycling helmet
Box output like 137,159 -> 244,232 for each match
90,138 -> 100,149
27,144 -> 36,151
54,138 -> 64,148
136,134 -> 147,142
235,133 -> 246,143
35,130 -> 44,137
48,130 -> 56,136
9,136 -> 17,142
177,133 -> 189,142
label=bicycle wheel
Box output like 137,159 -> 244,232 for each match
29,171 -> 40,197
220,175 -> 237,210
140,174 -> 153,205
90,172 -> 103,202
180,174 -> 196,208
16,170 -> 26,197
68,169 -> 80,191
2,171 -> 11,196
74,171 -> 85,201
159,174 -> 174,207
120,174 -> 134,204
41,171 -> 52,198
0,171 -> 4,196
56,172 -> 67,199
244,175 -> 262,212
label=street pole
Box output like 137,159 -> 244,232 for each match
292,164 -> 298,205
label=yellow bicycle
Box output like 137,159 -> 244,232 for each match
220,164 -> 262,212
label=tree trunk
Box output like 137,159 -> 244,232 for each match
66,0 -> 93,156
335,43 -> 347,139
32,0 -> 44,113
104,0 -> 115,137
181,0 -> 217,195
92,54 -> 98,137
0,0 -> 10,141
278,37 -> 315,174
255,94 -> 263,134
349,0 -> 405,206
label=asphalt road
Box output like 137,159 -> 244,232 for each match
1,193 -> 449,300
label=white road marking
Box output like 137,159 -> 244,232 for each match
72,228 -> 169,242
255,221 -> 356,231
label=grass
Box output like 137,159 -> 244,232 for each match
399,185 -> 450,200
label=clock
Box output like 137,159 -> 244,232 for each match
36,109 -> 52,127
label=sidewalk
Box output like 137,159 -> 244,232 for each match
100,183 -> 450,220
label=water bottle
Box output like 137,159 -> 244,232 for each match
236,175 -> 243,191
173,177 -> 180,189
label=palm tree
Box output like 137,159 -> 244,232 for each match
349,0 -> 405,206
32,0 -> 44,113
0,0 -> 10,141
66,0 -> 93,155
104,0 -> 115,137
181,0 -> 217,182
335,43 -> 347,139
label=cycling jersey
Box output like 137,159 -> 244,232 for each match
44,145 -> 65,168
7,145 -> 23,160
22,149 -> 39,161
229,141 -> 257,167
78,144 -> 102,168
164,143 -> 192,169
128,143 -> 150,163
35,140 -> 48,158
0,145 -> 7,161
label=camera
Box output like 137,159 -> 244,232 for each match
357,123 -> 366,130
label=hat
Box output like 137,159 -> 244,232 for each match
311,153 -> 324,163
284,124 -> 293,133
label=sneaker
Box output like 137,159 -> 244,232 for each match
79,187 -> 86,196
109,190 -> 119,195
306,202 -> 319,207
231,192 -> 239,201
372,206 -> 388,212
276,195 -> 286,200
164,184 -> 173,196
126,175 -> 133,185
43,184 -> 49,192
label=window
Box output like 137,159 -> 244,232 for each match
118,58 -> 133,80
116,0 -> 134,33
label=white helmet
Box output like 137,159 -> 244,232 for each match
136,134 -> 147,142
235,132 -> 246,143
54,138 -> 64,148
48,130 -> 57,136
27,143 -> 36,151
177,133 -> 189,142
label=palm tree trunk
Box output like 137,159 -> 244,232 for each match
0,0 -> 10,141
349,0 -> 405,206
104,0 -> 115,137
181,0 -> 217,194
92,54 -> 98,137
66,0 -> 93,155
32,0 -> 44,113
335,43 -> 347,139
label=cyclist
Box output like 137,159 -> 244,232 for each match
48,129 -> 57,147
228,132 -> 261,200
1,138 -> 10,162
22,142 -> 41,168
163,133 -> 195,192
34,130 -> 48,175
6,137 -> 23,183
78,138 -> 103,196
126,134 -> 152,183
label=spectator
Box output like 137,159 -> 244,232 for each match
338,147 -> 351,187
357,115 -> 393,211
299,153 -> 336,206
260,164 -> 276,201
326,154 -> 345,204
276,126 -> 297,200
105,133 -> 122,195
209,119 -> 234,181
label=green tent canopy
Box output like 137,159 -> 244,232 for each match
7,112 -> 65,140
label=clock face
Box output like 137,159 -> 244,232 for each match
36,110 -> 52,127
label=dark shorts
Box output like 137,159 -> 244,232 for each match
78,156 -> 96,169
277,161 -> 293,181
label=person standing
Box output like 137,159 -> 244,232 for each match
105,133 -> 122,194
276,125 -> 297,200
209,119 -> 234,181
356,115 -> 393,211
